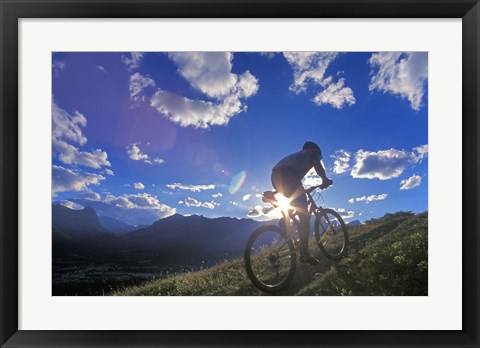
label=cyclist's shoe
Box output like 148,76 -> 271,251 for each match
299,253 -> 320,265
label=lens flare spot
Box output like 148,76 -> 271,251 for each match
214,163 -> 229,176
229,171 -> 247,195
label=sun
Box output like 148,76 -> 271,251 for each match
274,192 -> 293,212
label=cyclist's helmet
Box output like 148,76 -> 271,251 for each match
303,141 -> 322,159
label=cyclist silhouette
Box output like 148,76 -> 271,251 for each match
271,141 -> 333,265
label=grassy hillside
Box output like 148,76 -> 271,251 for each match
115,211 -> 428,296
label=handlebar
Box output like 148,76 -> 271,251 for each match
304,185 -> 325,194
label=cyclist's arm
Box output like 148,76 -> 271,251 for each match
314,158 -> 333,189
314,161 -> 329,182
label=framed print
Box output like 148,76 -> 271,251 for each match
1,0 -> 479,347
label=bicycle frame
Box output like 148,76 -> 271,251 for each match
246,186 -> 348,292
280,187 -> 327,244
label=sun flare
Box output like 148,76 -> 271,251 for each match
274,193 -> 293,212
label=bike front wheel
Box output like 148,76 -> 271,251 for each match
244,225 -> 297,293
314,208 -> 349,260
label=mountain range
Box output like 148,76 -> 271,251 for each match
52,204 -> 271,265
53,205 -> 363,259
52,204 -> 123,254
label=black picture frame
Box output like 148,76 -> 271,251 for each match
1,0 -> 479,347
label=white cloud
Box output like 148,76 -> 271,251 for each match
151,90 -> 241,128
369,52 -> 428,111
126,143 -> 164,165
121,52 -> 143,71
313,78 -> 356,109
58,200 -> 84,210
80,191 -> 101,201
348,193 -> 388,204
53,140 -> 111,169
258,52 -> 277,59
413,144 -> 428,161
180,197 -> 218,209
127,143 -> 148,161
247,205 -> 282,219
212,192 -> 223,198
125,193 -> 169,210
201,201 -> 217,209
283,52 -> 355,109
166,183 -> 215,192
52,165 -> 105,195
105,195 -> 135,209
52,102 -> 111,169
237,71 -> 259,98
168,52 -> 238,98
52,102 -> 87,145
242,194 -> 251,201
351,145 -> 428,180
53,60 -> 65,70
331,149 -> 351,174
133,182 -> 145,190
101,193 -> 173,212
72,192 -> 176,225
337,208 -> 355,220
103,168 -> 114,176
129,72 -> 155,102
52,59 -> 65,75
400,174 -> 422,190
151,53 -> 259,129
97,65 -> 108,73
283,52 -> 338,93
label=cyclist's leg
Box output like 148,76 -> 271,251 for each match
272,169 -> 292,231
272,170 -> 313,253
290,189 -> 309,247
272,168 -> 303,227
291,187 -> 318,264
271,170 -> 317,264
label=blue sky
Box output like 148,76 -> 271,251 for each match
52,52 -> 428,226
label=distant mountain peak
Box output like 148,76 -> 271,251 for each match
348,219 -> 362,226
52,204 -> 110,239
166,213 -> 185,219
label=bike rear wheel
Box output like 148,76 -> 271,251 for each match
244,225 -> 296,293
314,208 -> 349,260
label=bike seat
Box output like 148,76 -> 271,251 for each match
262,191 -> 278,205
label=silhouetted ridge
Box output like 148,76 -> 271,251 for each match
122,213 -> 271,264
53,204 -> 103,232
52,204 -> 116,246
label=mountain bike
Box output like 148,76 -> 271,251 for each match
244,185 -> 349,293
